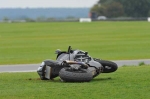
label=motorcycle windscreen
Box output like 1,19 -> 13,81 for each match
57,54 -> 74,62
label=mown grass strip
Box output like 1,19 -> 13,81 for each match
0,22 -> 150,64
0,65 -> 150,99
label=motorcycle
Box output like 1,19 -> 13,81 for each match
37,46 -> 118,82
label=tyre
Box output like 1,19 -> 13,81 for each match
44,60 -> 65,79
94,59 -> 118,73
37,60 -> 64,80
59,67 -> 93,82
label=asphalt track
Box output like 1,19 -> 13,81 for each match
0,59 -> 150,73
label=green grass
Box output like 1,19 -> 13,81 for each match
0,21 -> 150,64
0,65 -> 150,99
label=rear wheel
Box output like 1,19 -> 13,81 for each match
94,59 -> 118,73
59,67 -> 93,82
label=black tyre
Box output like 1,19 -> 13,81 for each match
94,59 -> 118,73
37,60 -> 64,80
59,67 -> 93,82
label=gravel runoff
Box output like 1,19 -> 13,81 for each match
0,59 -> 150,73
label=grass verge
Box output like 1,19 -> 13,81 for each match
0,22 -> 150,64
0,65 -> 150,99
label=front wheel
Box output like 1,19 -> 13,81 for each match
59,67 -> 93,82
94,59 -> 118,73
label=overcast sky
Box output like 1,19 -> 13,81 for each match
0,0 -> 98,8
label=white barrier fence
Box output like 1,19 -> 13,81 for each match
148,17 -> 150,22
79,18 -> 92,22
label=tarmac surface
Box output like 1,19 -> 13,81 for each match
0,59 -> 150,73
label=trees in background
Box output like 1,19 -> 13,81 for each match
90,0 -> 150,18
2,17 -> 9,22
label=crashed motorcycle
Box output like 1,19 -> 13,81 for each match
37,46 -> 118,82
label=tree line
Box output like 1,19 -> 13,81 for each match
90,0 -> 150,18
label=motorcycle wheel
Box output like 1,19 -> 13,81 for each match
59,67 -> 93,82
94,59 -> 118,73
38,60 -> 64,80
